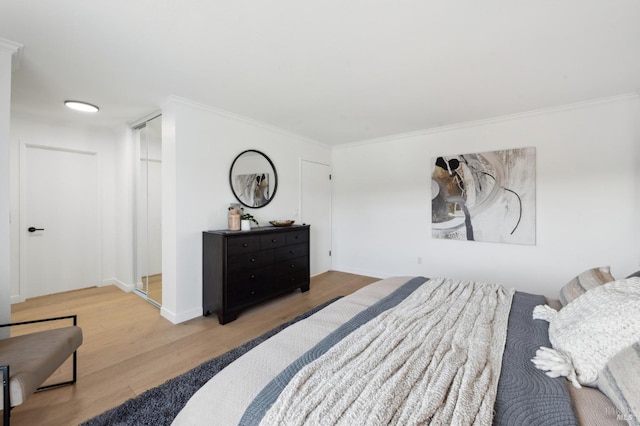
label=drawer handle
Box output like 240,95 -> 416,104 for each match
242,243 -> 248,247
250,258 -> 256,262
271,238 -> 277,243
250,274 -> 256,279
289,250 -> 294,254
250,290 -> 256,295
290,264 -> 295,268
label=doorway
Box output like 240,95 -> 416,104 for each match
19,144 -> 100,298
133,115 -> 162,307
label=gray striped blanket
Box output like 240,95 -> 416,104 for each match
243,277 -> 513,425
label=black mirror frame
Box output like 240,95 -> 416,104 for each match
229,149 -> 278,208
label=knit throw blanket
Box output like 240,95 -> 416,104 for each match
259,278 -> 514,426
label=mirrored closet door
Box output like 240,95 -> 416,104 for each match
134,114 -> 162,307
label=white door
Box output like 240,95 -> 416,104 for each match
20,144 -> 100,299
300,160 -> 332,275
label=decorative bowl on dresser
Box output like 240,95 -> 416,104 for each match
202,224 -> 310,324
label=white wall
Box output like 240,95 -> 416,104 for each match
332,95 -> 640,297
160,97 -> 331,323
0,40 -> 21,325
108,124 -> 136,292
9,113 -> 120,301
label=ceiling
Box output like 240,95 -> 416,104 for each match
2,1 -> 640,145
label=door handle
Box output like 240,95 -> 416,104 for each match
28,227 -> 45,233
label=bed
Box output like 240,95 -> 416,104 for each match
173,273 -> 639,426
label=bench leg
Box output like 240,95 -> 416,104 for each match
35,350 -> 78,391
2,365 -> 10,426
1,351 -> 77,425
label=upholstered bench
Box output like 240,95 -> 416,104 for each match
0,315 -> 83,425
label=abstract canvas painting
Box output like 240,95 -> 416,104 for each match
431,147 -> 536,245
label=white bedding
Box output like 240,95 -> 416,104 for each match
172,276 -> 413,426
172,276 -> 612,425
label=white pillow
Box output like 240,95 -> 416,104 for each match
531,277 -> 640,388
598,341 -> 640,426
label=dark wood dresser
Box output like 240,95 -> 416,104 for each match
203,224 -> 310,324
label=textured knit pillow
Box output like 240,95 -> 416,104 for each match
598,342 -> 640,426
532,278 -> 640,388
558,266 -> 614,306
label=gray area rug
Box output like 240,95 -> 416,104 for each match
81,297 -> 341,426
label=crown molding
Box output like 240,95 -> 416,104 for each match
161,95 -> 330,149
333,92 -> 640,150
0,38 -> 24,72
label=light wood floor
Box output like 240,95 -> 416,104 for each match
5,271 -> 379,426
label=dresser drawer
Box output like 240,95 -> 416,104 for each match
260,233 -> 287,249
226,280 -> 270,306
227,236 -> 261,254
274,256 -> 309,277
274,243 -> 308,261
227,249 -> 274,272
227,266 -> 273,286
273,270 -> 309,292
286,230 -> 309,244
226,267 -> 273,304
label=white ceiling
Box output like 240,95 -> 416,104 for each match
2,1 -> 640,145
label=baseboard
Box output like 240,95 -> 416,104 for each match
102,278 -> 135,292
310,270 -> 330,278
330,265 -> 390,280
10,294 -> 25,304
161,305 -> 201,324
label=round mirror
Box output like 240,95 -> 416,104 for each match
229,149 -> 278,208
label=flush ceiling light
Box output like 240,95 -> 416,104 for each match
64,100 -> 99,113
